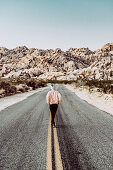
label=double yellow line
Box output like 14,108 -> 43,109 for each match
47,114 -> 63,170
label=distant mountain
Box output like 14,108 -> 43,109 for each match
0,43 -> 113,81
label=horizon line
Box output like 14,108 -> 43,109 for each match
1,42 -> 113,52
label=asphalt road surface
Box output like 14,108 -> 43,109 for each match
0,85 -> 113,170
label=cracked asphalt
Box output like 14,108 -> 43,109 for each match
0,85 -> 113,170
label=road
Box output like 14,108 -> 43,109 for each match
0,85 -> 113,170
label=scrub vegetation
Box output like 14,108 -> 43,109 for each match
0,77 -> 113,98
85,80 -> 113,94
0,77 -> 47,98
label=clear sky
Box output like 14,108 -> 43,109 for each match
0,0 -> 113,51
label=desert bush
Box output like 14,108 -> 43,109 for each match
8,77 -> 28,85
85,80 -> 113,94
37,81 -> 47,87
46,79 -> 76,84
26,79 -> 47,89
0,77 -> 48,98
0,80 -> 17,96
26,80 -> 37,90
8,85 -> 17,94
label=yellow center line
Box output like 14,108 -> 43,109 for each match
53,126 -> 63,170
47,113 -> 63,170
47,114 -> 52,170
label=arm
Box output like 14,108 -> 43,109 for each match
46,92 -> 50,105
58,92 -> 61,104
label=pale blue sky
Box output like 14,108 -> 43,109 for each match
0,0 -> 113,50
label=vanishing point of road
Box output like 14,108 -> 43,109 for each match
0,85 -> 113,170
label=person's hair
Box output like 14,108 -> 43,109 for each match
51,84 -> 56,90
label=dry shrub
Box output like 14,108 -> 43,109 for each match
0,79 -> 17,96
85,80 -> 113,94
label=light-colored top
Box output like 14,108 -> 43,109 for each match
46,90 -> 61,105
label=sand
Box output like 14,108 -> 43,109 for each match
66,85 -> 113,116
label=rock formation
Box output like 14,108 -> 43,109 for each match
0,43 -> 113,81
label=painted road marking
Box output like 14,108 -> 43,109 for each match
47,114 -> 52,170
53,126 -> 63,170
47,113 -> 63,170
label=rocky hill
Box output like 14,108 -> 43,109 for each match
0,43 -> 113,81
